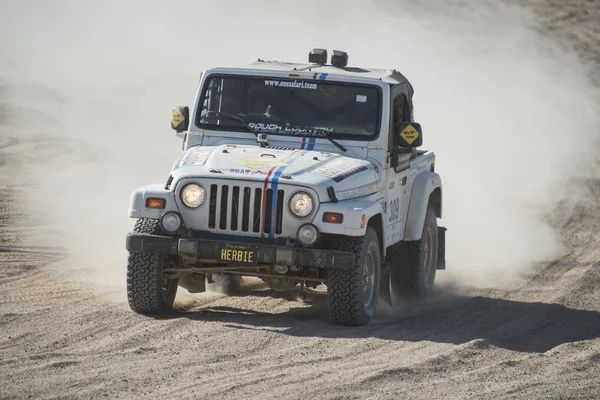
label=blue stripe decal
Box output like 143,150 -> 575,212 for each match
319,73 -> 328,80
269,151 -> 305,239
269,168 -> 284,239
307,137 -> 316,150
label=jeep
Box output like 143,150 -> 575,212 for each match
125,49 -> 446,326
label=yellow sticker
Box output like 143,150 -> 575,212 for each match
171,108 -> 184,128
232,159 -> 289,169
319,86 -> 337,97
400,124 -> 419,145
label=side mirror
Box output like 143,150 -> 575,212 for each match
396,122 -> 423,148
171,106 -> 189,133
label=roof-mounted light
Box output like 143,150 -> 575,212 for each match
331,50 -> 348,68
309,48 -> 328,65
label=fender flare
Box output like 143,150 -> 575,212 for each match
403,171 -> 442,241
315,195 -> 385,238
128,184 -> 178,219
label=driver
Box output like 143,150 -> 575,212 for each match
247,88 -> 280,120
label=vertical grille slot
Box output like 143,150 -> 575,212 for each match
219,186 -> 229,230
252,188 -> 262,233
276,190 -> 284,234
242,187 -> 251,232
208,184 -> 217,229
204,183 -> 285,237
231,186 -> 240,231
264,189 -> 273,234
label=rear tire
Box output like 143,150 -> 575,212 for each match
126,218 -> 179,314
389,206 -> 438,301
327,227 -> 381,326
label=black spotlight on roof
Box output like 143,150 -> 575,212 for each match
308,48 -> 328,65
331,50 -> 348,68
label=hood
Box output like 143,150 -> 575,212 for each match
169,144 -> 381,201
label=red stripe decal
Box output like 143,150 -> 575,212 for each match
259,150 -> 302,237
260,167 -> 276,238
301,137 -> 306,149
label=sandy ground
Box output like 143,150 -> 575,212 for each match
1,1 -> 600,399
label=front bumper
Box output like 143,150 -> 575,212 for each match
125,233 -> 355,270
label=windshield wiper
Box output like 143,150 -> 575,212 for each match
205,113 -> 347,152
205,111 -> 257,136
283,124 -> 347,152
324,137 -> 347,152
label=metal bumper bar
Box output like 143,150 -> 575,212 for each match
125,233 -> 355,270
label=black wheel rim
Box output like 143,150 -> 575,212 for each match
362,250 -> 376,306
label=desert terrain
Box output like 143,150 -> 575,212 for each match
1,1 -> 599,399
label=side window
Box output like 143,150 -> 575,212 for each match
391,94 -> 410,147
198,78 -> 223,125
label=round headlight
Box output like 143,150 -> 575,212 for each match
161,212 -> 182,233
181,183 -> 206,208
289,191 -> 314,218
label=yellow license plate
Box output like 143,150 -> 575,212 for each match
217,244 -> 258,265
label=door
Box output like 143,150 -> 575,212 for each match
385,86 -> 414,246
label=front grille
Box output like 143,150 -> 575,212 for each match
208,184 -> 284,236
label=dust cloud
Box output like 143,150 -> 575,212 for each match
1,0 -> 598,300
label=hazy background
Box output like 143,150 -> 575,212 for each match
1,0 -> 599,297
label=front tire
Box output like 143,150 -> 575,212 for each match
126,218 -> 179,314
327,227 -> 381,326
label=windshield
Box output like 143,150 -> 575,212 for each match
196,75 -> 381,140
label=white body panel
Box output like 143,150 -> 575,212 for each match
129,63 -> 443,254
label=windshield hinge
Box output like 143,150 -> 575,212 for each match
327,186 -> 338,203
164,175 -> 173,190
256,133 -> 269,147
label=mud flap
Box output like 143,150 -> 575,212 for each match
378,262 -> 393,306
437,226 -> 447,270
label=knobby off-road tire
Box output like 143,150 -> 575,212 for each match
127,218 -> 179,314
207,273 -> 242,294
390,206 -> 438,301
327,227 -> 381,326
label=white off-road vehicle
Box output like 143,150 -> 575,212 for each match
126,49 -> 446,326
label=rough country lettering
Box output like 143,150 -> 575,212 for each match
264,80 -> 318,89
248,123 -> 331,137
